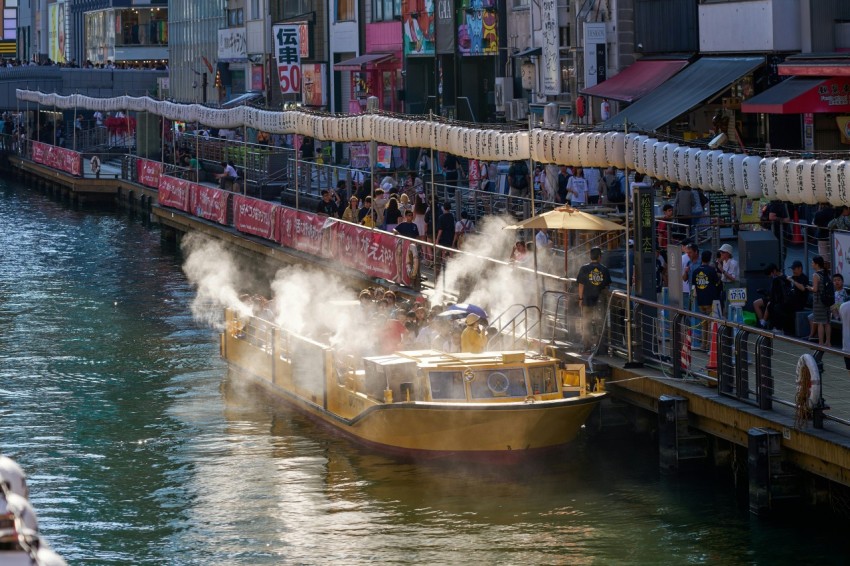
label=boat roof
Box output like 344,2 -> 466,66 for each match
387,350 -> 556,368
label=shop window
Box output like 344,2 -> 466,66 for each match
275,0 -> 312,20
373,0 -> 401,22
512,0 -> 529,8
337,0 -> 354,22
250,0 -> 261,20
116,9 -> 169,47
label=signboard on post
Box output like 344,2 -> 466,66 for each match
583,22 -> 606,89
273,24 -> 301,95
541,0 -> 560,95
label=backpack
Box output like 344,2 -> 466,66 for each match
606,176 -> 624,203
820,270 -> 835,307
511,164 -> 529,192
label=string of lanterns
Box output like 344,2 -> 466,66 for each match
16,88 -> 850,206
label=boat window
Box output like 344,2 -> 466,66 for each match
428,371 -> 467,400
528,365 -> 558,395
468,368 -> 528,399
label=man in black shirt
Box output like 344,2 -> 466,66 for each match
576,247 -> 612,353
316,189 -> 340,217
812,203 -> 834,258
435,202 -> 456,277
394,210 -> 420,238
691,250 -> 721,349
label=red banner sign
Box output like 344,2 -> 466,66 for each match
277,208 -> 330,256
233,195 -> 278,240
191,185 -> 230,225
31,141 -> 82,176
137,159 -> 163,188
329,222 -> 418,287
158,175 -> 192,212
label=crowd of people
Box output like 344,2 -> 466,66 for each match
2,57 -> 167,70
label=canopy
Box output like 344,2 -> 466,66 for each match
741,77 -> 850,114
505,207 -> 626,232
334,53 -> 394,71
581,58 -> 689,103
601,56 -> 764,132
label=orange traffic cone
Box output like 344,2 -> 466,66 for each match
706,320 -> 719,371
792,209 -> 803,244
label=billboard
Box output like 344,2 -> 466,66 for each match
301,63 -> 327,107
48,1 -> 67,64
457,0 -> 497,56
403,0 -> 435,57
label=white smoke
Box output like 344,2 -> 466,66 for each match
431,214 -> 539,322
181,233 -> 253,328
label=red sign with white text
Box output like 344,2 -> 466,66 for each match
137,159 -> 163,188
191,185 -> 230,225
31,141 -> 82,176
277,208 -> 330,256
158,175 -> 192,212
233,195 -> 278,240
329,222 -> 417,287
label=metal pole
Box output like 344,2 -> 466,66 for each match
430,111 -> 438,281
368,96 -> 379,232
73,102 -> 77,151
624,119 -> 634,364
294,126 -> 300,212
243,123 -> 248,195
527,114 -> 535,219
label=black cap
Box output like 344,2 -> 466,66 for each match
791,260 -> 803,269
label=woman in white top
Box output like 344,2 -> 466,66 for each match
566,167 -> 588,205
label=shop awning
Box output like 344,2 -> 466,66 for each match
778,53 -> 850,77
600,56 -> 764,132
512,47 -> 542,58
740,78 -> 831,114
580,58 -> 689,103
334,53 -> 394,71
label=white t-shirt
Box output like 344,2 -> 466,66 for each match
583,168 -> 601,197
720,257 -> 739,283
535,230 -> 550,250
567,176 -> 588,204
682,253 -> 692,294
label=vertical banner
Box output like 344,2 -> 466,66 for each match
583,22 -> 606,89
435,0 -> 455,55
834,230 -> 850,286
273,24 -> 301,94
541,0 -> 560,95
251,65 -> 265,91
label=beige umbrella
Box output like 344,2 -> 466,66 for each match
505,206 -> 626,277
505,206 -> 626,232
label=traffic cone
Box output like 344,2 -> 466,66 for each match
792,209 -> 803,244
681,328 -> 692,370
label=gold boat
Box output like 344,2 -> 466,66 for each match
220,308 -> 606,459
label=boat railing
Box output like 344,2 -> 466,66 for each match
486,304 -> 543,351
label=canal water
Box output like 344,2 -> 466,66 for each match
1,177 -> 849,565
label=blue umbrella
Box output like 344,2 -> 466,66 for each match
441,303 -> 488,320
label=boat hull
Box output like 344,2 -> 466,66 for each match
220,312 -> 605,458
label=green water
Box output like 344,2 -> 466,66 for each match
1,179 -> 847,565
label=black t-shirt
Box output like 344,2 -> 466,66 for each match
395,221 -> 419,238
443,154 -> 458,173
576,262 -> 611,306
316,200 -> 338,217
790,273 -> 809,311
385,208 -> 402,225
813,207 -> 833,240
437,212 -> 456,246
691,264 -> 721,307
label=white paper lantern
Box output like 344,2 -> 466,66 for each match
699,150 -> 715,191
835,160 -> 850,206
673,146 -> 688,186
759,157 -> 777,199
632,135 -> 648,172
605,132 -> 626,170
799,160 -> 817,205
684,147 -> 699,188
730,154 -> 746,197
649,141 -> 665,179
530,129 -> 545,163
661,143 -> 678,183
717,153 -> 734,195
